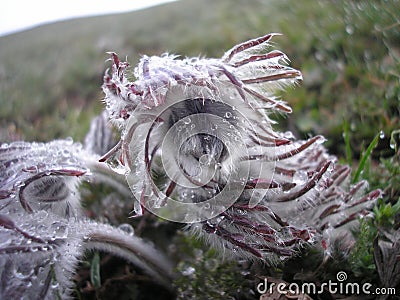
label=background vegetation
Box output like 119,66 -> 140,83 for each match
1,0 -> 399,299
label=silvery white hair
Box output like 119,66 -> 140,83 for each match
101,34 -> 382,262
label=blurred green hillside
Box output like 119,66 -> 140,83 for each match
1,0 -> 398,155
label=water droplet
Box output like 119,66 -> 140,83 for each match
389,130 -> 400,150
345,25 -> 354,35
283,131 -> 295,140
390,139 -> 396,149
225,112 -> 232,118
118,223 -> 134,236
51,282 -> 60,289
316,136 -> 327,144
182,266 -> 195,276
379,130 -> 385,139
61,149 -> 70,158
14,265 -> 34,279
236,209 -> 247,216
51,222 -> 68,239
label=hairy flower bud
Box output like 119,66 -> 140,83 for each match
102,34 -> 383,262
0,139 -> 173,298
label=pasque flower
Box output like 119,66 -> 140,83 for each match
0,139 -> 173,299
102,33 -> 383,262
0,33 -> 384,299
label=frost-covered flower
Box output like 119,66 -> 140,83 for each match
0,139 -> 88,217
102,33 -> 383,262
0,139 -> 173,299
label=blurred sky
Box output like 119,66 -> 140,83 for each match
0,0 -> 177,36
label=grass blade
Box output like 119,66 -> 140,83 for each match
343,119 -> 352,166
90,252 -> 101,288
352,132 -> 380,183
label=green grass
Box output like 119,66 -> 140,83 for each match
352,131 -> 380,183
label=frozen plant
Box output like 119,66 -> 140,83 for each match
102,33 -> 383,262
0,33 -> 385,299
0,139 -> 173,299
